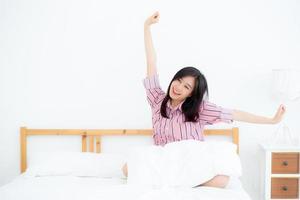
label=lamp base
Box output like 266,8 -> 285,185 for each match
266,122 -> 298,146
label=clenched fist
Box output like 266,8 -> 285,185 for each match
144,11 -> 160,27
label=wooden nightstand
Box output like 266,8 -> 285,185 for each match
260,144 -> 300,200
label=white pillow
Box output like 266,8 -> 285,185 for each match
24,152 -> 127,178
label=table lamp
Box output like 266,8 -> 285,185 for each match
270,68 -> 300,146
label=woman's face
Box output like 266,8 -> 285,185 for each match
169,76 -> 196,101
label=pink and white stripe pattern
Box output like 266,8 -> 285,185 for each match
143,74 -> 233,146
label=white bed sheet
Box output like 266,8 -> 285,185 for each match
0,175 -> 251,200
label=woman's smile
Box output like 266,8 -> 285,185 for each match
172,87 -> 181,96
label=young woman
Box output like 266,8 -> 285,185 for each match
123,11 -> 286,188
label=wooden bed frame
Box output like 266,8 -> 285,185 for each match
20,127 -> 239,173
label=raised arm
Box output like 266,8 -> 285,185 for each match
232,104 -> 286,124
144,11 -> 160,77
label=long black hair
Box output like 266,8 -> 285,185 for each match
160,67 -> 208,122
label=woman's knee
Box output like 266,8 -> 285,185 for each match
200,175 -> 229,188
213,175 -> 229,188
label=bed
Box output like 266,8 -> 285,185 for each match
0,127 -> 252,200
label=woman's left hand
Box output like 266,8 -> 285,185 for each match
271,104 -> 286,124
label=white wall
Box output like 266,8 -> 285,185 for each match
1,0 -> 300,199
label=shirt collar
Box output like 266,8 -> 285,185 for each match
167,100 -> 184,112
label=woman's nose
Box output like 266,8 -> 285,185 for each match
174,82 -> 183,91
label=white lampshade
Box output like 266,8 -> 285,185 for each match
271,68 -> 300,102
269,68 -> 300,147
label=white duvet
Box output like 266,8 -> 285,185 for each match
0,175 -> 251,200
127,140 -> 242,187
0,140 -> 251,200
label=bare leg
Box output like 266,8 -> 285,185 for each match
198,175 -> 229,188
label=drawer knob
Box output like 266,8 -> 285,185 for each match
282,161 -> 288,166
281,186 -> 288,191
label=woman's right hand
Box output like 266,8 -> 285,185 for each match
144,11 -> 160,27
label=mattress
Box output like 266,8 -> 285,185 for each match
0,174 -> 251,200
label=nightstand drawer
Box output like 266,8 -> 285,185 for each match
272,153 -> 299,174
271,178 -> 299,199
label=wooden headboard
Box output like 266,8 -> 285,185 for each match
20,127 -> 239,173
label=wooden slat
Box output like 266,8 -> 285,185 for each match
26,129 -> 153,136
25,128 -> 238,137
95,129 -> 152,135
20,127 -> 27,173
96,137 -> 101,153
82,135 -> 87,152
26,129 -> 87,135
204,129 -> 232,136
89,136 -> 94,152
